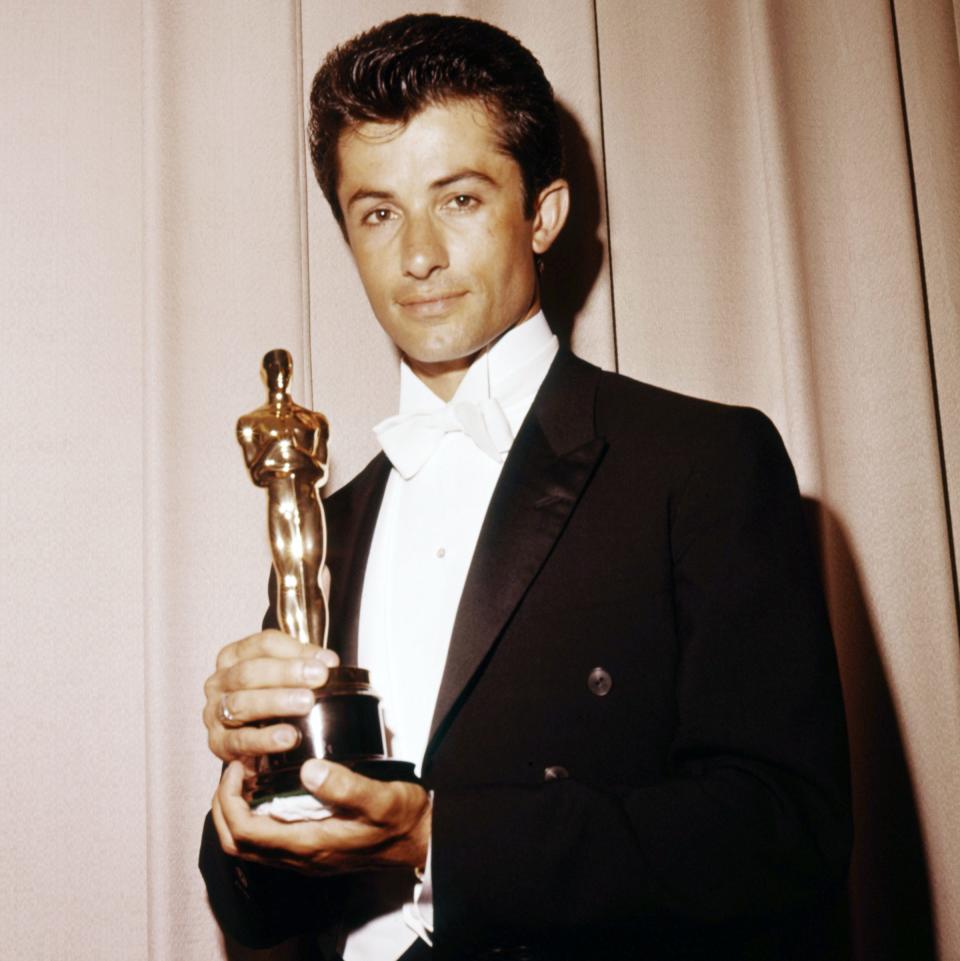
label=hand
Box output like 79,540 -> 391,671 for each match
212,759 -> 431,876
202,630 -> 340,764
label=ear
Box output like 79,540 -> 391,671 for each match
531,179 -> 570,255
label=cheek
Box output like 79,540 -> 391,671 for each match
485,234 -> 536,307
466,225 -> 524,294
486,213 -> 534,269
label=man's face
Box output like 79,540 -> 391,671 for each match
335,100 -> 561,385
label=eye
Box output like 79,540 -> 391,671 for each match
362,207 -> 397,226
445,194 -> 479,211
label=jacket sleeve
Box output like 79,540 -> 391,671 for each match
430,408 -> 851,954
198,810 -> 344,949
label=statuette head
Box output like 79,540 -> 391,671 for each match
262,349 -> 293,395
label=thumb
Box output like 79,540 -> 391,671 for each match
300,759 -> 369,813
301,758 -> 332,794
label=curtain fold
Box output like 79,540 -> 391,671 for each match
893,0 -> 960,622
141,2 -> 310,958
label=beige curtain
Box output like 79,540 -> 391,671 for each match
2,1 -> 957,959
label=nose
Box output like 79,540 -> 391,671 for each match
400,212 -> 448,279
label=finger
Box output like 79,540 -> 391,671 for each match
220,655 -> 334,694
214,721 -> 301,762
300,760 -> 404,824
218,760 -> 255,844
216,630 -> 303,670
211,776 -> 239,856
226,794 -> 379,861
216,688 -> 315,727
217,693 -> 242,728
216,631 -> 339,671
218,764 -> 326,859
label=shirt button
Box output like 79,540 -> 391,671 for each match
436,547 -> 446,558
587,666 -> 613,696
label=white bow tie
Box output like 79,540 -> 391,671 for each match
374,397 -> 513,480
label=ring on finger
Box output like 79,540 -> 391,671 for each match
219,694 -> 240,727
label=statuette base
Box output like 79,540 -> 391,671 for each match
246,666 -> 418,808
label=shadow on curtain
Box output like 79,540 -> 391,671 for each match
541,101 -> 608,350
810,501 -> 937,961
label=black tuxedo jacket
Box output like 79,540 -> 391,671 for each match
201,350 -> 851,960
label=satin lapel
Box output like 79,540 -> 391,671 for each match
323,453 -> 391,665
425,351 -> 607,756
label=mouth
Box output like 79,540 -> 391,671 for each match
396,291 -> 467,318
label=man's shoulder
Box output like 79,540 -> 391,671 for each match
564,352 -> 784,462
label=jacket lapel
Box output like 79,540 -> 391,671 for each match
425,351 -> 607,758
323,453 -> 391,665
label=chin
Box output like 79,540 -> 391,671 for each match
404,334 -> 477,365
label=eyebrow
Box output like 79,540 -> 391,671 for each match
431,169 -> 497,191
345,169 -> 498,211
345,188 -> 393,210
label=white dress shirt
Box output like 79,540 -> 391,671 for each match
342,311 -> 558,960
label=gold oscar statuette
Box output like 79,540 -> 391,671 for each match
237,349 -> 416,809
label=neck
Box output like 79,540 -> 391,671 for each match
405,355 -> 471,402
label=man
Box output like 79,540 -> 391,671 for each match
200,14 -> 851,961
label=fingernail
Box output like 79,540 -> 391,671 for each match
302,760 -> 329,791
302,661 -> 327,685
272,727 -> 295,747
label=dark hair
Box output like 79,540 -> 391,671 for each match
308,13 -> 563,225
